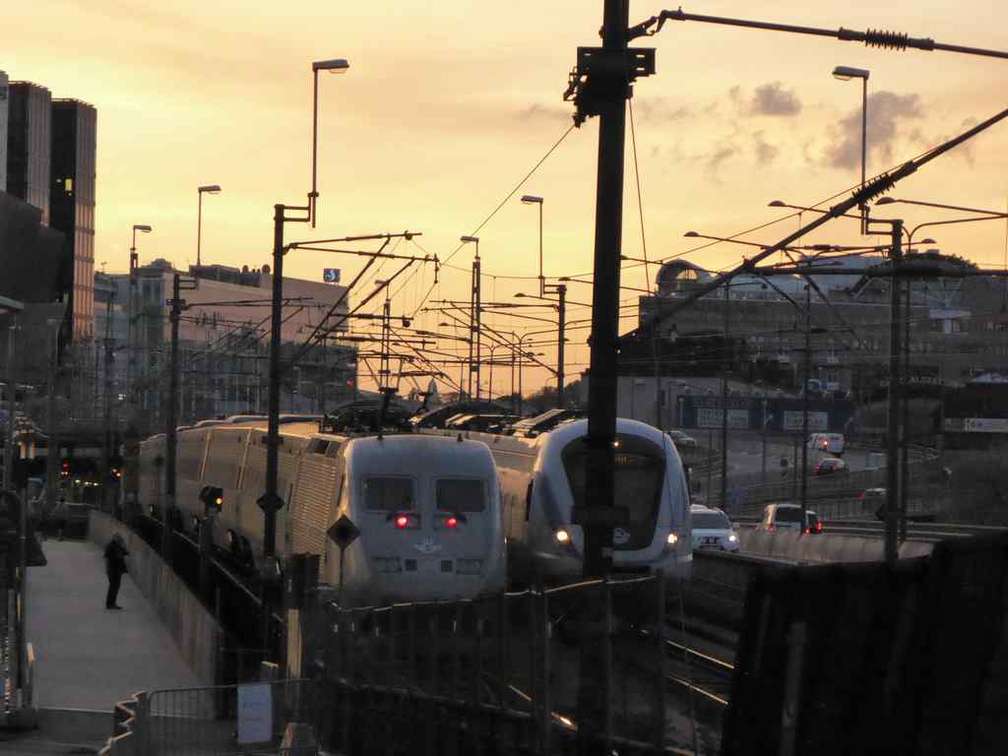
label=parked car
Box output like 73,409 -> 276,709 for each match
808,433 -> 845,454
666,429 -> 698,448
859,488 -> 887,519
760,503 -> 823,535
814,457 -> 848,476
690,505 -> 739,552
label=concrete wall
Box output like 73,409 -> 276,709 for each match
89,511 -> 219,684
738,528 -> 934,563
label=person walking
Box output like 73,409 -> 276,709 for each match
104,533 -> 129,610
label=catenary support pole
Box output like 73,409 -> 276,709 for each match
578,1 -> 628,752
720,283 -> 729,511
885,221 -> 903,565
556,284 -> 566,407
163,273 -> 182,558
262,205 -> 285,560
800,279 -> 811,516
900,275 -> 911,539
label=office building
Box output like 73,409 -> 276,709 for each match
0,71 -> 8,191
5,82 -> 51,224
50,99 -> 97,341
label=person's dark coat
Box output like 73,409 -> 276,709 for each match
104,537 -> 129,577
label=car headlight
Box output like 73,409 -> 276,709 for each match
728,533 -> 738,542
555,528 -> 571,544
666,532 -> 678,546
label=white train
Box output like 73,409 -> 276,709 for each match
136,419 -> 506,606
428,418 -> 693,584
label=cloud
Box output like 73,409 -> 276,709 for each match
752,131 -> 779,164
750,82 -> 802,116
633,97 -> 691,124
826,91 -> 923,169
518,102 -> 571,123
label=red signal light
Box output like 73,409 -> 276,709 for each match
445,516 -> 458,529
394,515 -> 409,530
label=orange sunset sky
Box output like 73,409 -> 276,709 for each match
5,0 -> 1007,394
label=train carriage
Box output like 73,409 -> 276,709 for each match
429,417 -> 692,584
135,418 -> 506,607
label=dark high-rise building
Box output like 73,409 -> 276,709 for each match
5,81 -> 51,224
50,99 -> 97,341
0,71 -> 8,192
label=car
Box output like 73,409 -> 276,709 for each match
690,505 -> 739,551
666,430 -> 697,448
813,457 -> 848,476
859,488 -> 887,519
760,503 -> 823,534
808,433 -> 845,454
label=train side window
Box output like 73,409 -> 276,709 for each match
524,481 -> 533,521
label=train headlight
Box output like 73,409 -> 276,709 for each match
555,528 -> 571,545
728,533 -> 738,543
666,532 -> 679,547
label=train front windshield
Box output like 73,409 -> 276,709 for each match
562,434 -> 665,549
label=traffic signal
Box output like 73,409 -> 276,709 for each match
60,459 -> 71,479
110,465 -> 122,480
199,485 -> 224,515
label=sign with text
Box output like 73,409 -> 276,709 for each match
237,683 -> 273,743
783,410 -> 828,432
696,408 -> 749,429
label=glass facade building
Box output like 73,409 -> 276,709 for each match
50,99 -> 97,342
5,82 -> 51,224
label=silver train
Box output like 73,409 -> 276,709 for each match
429,418 -> 692,583
136,419 -> 506,606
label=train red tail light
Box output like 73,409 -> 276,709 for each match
445,516 -> 458,529
395,515 -> 409,529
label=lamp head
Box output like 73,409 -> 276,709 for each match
520,195 -> 543,205
875,197 -> 898,206
514,293 -> 526,298
768,200 -> 786,207
133,224 -> 152,233
460,236 -> 479,244
920,238 -> 937,245
683,231 -> 699,238
832,66 -> 870,81
198,184 -> 221,194
313,58 -> 350,73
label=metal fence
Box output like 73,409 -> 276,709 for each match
102,678 -> 317,756
297,575 -> 727,756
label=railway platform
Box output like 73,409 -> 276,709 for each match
0,539 -> 200,754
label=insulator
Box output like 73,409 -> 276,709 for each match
864,28 -> 909,50
853,171 -> 898,204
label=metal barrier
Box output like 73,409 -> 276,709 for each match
101,679 -> 316,756
297,575 -> 713,756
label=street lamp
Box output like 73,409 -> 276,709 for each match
262,57 -> 349,569
311,58 -> 350,229
832,66 -> 870,232
196,185 -> 221,268
520,195 -> 545,294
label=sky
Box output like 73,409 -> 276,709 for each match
5,0 -> 1008,396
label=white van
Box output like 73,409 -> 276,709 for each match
808,433 -> 844,454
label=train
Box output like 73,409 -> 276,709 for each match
424,417 -> 693,583
135,417 -> 507,607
